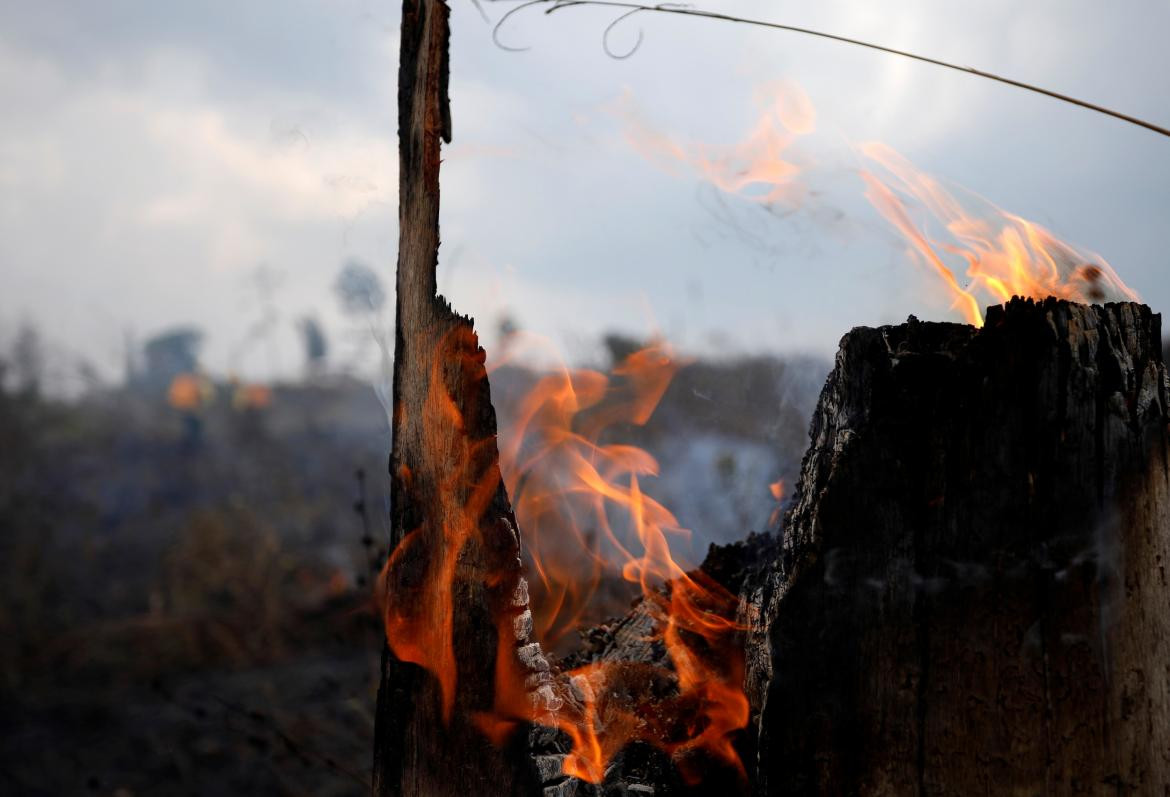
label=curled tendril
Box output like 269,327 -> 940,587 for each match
601,7 -> 645,59
490,1 -> 693,60
600,2 -> 692,58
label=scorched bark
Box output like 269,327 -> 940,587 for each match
371,1 -> 546,794
742,297 -> 1170,794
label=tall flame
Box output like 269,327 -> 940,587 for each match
382,337 -> 750,784
497,343 -> 681,645
498,341 -> 749,782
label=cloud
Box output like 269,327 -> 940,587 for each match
0,35 -> 399,379
1,0 -> 1167,385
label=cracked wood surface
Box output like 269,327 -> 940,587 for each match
371,1 -> 542,793
742,298 -> 1170,794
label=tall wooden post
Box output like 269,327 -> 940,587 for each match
371,2 -> 536,794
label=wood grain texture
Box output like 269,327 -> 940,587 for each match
742,298 -> 1170,795
371,2 -> 538,794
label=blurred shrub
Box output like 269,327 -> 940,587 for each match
159,506 -> 297,667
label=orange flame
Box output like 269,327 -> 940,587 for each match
382,328 -> 505,723
496,341 -> 748,782
498,343 -> 687,645
383,334 -> 750,784
616,80 -> 815,206
535,563 -> 748,785
768,480 -> 784,501
859,142 -> 1138,325
618,82 -> 1137,326
767,479 -> 786,527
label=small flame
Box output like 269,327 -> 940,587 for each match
859,142 -> 1138,325
768,480 -> 785,502
767,479 -> 785,527
498,342 -> 688,644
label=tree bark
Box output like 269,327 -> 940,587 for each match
743,298 -> 1170,794
371,2 -> 540,794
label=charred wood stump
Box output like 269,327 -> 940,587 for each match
372,1 -> 547,794
743,298 -> 1170,794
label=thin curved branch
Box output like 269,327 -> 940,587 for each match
490,0 -> 1170,140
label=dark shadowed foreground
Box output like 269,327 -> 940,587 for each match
0,377 -> 391,796
0,340 -> 818,796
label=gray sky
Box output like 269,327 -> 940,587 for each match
2,0 -> 1168,387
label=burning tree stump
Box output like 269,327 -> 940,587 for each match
374,3 -> 1170,793
742,298 -> 1170,794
